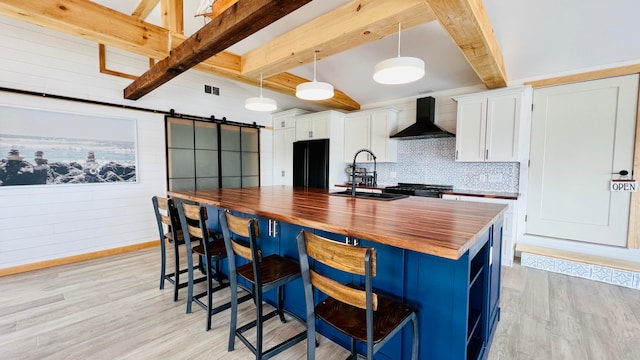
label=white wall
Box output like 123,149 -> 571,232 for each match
0,17 -> 272,268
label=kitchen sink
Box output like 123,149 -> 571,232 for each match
329,190 -> 409,201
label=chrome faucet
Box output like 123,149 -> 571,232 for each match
351,149 -> 377,197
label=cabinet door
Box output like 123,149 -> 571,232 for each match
370,111 -> 392,162
272,128 -> 295,186
295,117 -> 314,140
486,93 -> 520,161
311,116 -> 330,139
296,115 -> 330,140
455,98 -> 487,162
343,114 -> 370,162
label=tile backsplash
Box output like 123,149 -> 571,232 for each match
359,138 -> 520,192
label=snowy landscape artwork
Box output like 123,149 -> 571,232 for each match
0,105 -> 137,186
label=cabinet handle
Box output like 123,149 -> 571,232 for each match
455,150 -> 458,160
309,130 -> 313,138
281,121 -> 285,128
281,170 -> 285,177
485,149 -> 488,160
268,219 -> 272,236
272,220 -> 277,237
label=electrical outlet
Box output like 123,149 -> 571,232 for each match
204,85 -> 212,94
212,86 -> 220,95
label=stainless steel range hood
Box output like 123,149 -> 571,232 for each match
390,96 -> 454,139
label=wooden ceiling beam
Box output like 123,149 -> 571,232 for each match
264,73 -> 360,111
241,0 -> 437,78
124,0 -> 312,100
424,0 -> 507,88
131,0 -> 160,19
0,0 -> 169,59
161,0 -> 183,34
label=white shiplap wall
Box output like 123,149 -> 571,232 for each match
0,17 -> 273,268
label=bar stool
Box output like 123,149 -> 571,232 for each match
296,230 -> 419,360
152,196 -> 206,301
176,202 -> 231,331
220,211 -> 307,360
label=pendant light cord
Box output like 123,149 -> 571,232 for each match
259,73 -> 263,97
397,23 -> 402,57
313,51 -> 318,81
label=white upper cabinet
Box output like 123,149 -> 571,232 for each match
343,108 -> 398,163
453,87 -> 532,162
295,111 -> 336,140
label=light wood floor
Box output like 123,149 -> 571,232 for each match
1,248 -> 639,360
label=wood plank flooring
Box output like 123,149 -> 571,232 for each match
1,248 -> 639,359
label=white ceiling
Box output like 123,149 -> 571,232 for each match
91,0 -> 640,109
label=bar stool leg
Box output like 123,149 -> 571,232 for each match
350,338 -> 357,359
277,286 -> 286,323
228,277 -> 238,351
255,287 -> 264,360
159,239 -> 167,290
205,255 -> 213,331
173,241 -> 180,301
186,252 -> 194,314
411,314 -> 418,360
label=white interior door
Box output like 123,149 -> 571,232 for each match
527,74 -> 638,247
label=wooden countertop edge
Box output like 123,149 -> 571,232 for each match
168,190 -> 507,260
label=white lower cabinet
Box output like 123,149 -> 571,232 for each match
442,194 -> 517,266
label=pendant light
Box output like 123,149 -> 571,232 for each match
373,23 -> 425,85
296,50 -> 334,100
245,74 -> 277,112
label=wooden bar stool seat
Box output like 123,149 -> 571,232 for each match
237,254 -> 301,287
220,211 -> 307,360
315,291 -> 416,344
296,230 -> 419,360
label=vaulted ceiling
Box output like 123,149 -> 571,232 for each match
1,0 -> 639,112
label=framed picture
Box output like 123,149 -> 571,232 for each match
0,105 -> 137,186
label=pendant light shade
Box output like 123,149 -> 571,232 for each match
245,74 -> 277,112
245,96 -> 277,112
296,51 -> 334,100
373,23 -> 425,85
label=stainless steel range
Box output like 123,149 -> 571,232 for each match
382,183 -> 453,198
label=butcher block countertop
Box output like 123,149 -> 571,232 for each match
168,186 -> 507,260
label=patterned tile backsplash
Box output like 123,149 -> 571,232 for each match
359,138 -> 520,192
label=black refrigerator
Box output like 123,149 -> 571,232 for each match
293,139 -> 329,189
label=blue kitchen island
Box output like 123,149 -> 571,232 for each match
168,186 -> 507,360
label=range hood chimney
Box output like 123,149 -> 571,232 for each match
390,96 -> 454,140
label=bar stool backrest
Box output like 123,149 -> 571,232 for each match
297,230 -> 378,311
223,213 -> 261,262
177,203 -> 208,244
